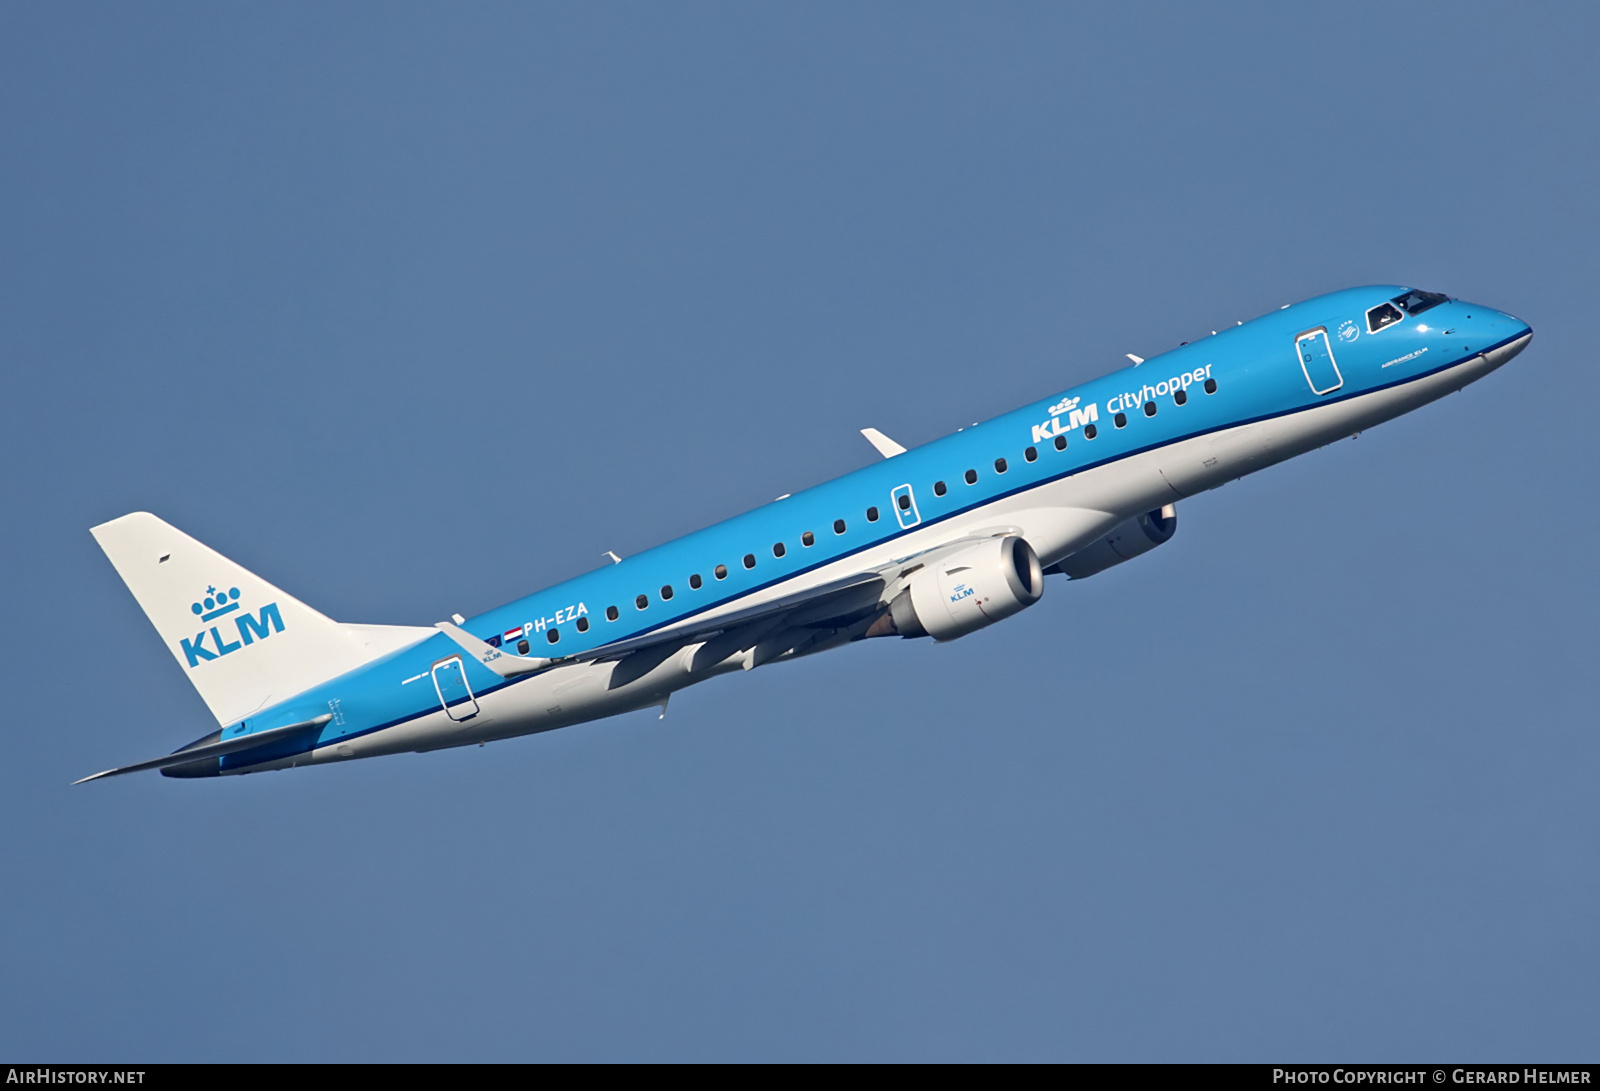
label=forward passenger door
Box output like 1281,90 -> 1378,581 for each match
1294,328 -> 1344,395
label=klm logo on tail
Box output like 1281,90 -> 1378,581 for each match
180,584 -> 286,668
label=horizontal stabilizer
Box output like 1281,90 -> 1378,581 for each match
74,714 -> 333,784
434,622 -> 554,678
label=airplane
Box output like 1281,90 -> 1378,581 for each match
78,286 -> 1532,783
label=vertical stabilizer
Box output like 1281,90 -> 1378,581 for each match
91,512 -> 431,726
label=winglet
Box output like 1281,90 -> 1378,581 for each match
434,621 -> 553,678
860,428 -> 906,458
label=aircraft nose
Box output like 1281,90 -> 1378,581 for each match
1468,305 -> 1532,372
1451,300 -> 1530,348
1491,308 -> 1533,350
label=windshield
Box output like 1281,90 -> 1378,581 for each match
1367,302 -> 1404,333
1392,288 -> 1449,316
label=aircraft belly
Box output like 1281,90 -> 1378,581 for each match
1042,448 -> 1182,516
1157,424 -> 1273,497
468,658 -> 697,745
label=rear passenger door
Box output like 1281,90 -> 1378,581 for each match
431,656 -> 480,722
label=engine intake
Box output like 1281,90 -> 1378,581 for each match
1052,504 -> 1176,580
877,535 -> 1044,642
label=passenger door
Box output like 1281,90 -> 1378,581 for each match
431,656 -> 480,722
1294,328 -> 1344,395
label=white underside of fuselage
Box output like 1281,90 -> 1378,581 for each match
233,336 -> 1527,775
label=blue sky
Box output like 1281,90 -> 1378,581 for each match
2,2 -> 1595,1060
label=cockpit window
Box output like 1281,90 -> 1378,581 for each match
1392,288 -> 1449,316
1367,302 -> 1404,333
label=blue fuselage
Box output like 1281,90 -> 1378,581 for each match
176,286 -> 1531,776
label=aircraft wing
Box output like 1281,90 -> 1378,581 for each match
556,530 -> 1036,660
436,528 -> 1039,678
573,569 -> 887,663
435,569 -> 889,679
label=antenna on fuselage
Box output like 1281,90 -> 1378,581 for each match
1126,354 -> 1145,365
860,428 -> 906,459
604,551 -> 622,565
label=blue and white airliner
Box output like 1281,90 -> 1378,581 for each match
79,286 -> 1532,783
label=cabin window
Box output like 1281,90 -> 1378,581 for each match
994,457 -> 1008,473
635,594 -> 649,610
1084,423 -> 1098,439
933,480 -> 947,496
606,605 -> 619,621
802,531 -> 814,547
689,573 -> 703,589
834,518 -> 847,534
660,584 -> 674,600
517,639 -> 530,654
1174,388 -> 1187,405
743,553 -> 756,569
1144,401 -> 1157,417
715,564 -> 728,580
964,469 -> 978,485
1204,378 -> 1217,395
547,628 -> 560,643
1024,446 -> 1037,462
1393,288 -> 1448,315
1114,412 -> 1127,428
897,492 -> 911,511
866,506 -> 879,522
1367,302 -> 1404,332
576,616 -> 589,633
773,542 -> 786,558
1054,434 -> 1067,451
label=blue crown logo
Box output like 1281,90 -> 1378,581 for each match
179,584 -> 286,669
191,585 -> 242,622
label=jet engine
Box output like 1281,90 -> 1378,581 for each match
873,535 -> 1045,642
1050,504 -> 1176,580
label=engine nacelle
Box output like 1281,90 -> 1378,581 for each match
879,535 -> 1044,642
1052,504 -> 1176,580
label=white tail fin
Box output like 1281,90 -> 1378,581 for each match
91,512 -> 433,726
